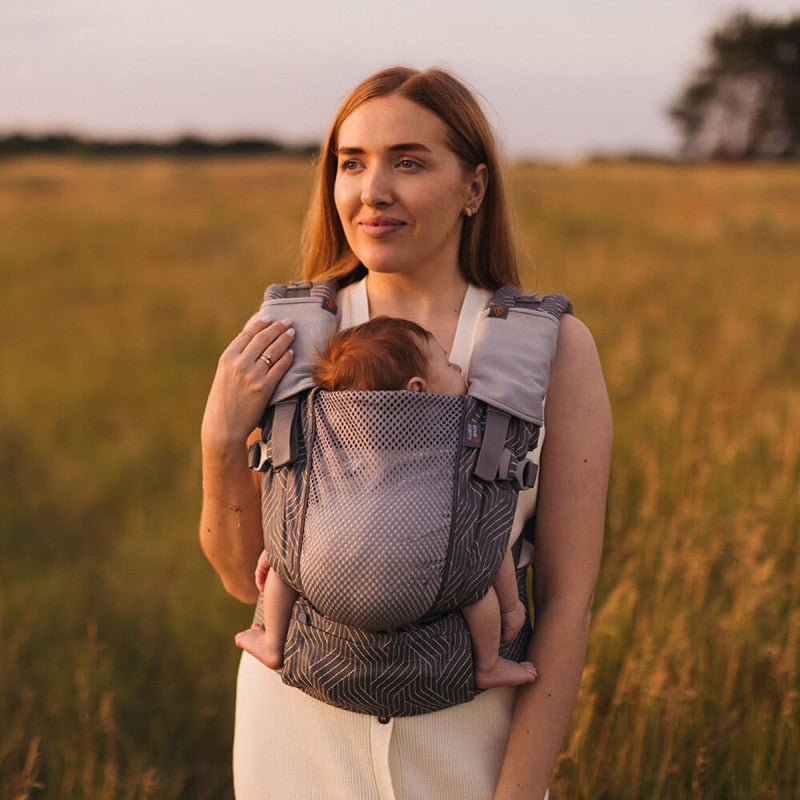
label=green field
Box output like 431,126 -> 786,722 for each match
1,156 -> 798,799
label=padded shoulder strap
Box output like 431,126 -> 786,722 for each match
467,289 -> 573,425
258,279 -> 340,405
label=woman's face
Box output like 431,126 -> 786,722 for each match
333,94 -> 486,281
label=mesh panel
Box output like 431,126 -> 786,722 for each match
300,391 -> 463,631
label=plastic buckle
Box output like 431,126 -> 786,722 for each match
513,458 -> 538,490
285,280 -> 313,295
248,440 -> 272,471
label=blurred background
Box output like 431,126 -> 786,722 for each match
2,2 -> 799,798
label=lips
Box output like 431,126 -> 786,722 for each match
359,216 -> 406,237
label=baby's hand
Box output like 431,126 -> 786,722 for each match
255,550 -> 270,592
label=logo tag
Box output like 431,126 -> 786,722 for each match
463,408 -> 483,448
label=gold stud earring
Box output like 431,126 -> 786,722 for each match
464,204 -> 478,217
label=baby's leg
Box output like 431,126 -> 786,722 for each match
462,588 -> 538,689
493,548 -> 527,643
235,570 -> 298,670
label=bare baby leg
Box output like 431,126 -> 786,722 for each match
462,587 -> 538,689
235,569 -> 298,670
492,549 -> 528,643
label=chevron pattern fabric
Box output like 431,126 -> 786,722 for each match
432,403 -> 538,614
279,565 -> 532,717
281,597 -> 475,717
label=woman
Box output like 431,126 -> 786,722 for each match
200,66 -> 611,800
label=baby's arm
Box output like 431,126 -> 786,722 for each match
493,548 -> 527,643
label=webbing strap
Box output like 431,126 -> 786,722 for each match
512,513 -> 537,567
474,408 -> 511,481
270,398 -> 299,468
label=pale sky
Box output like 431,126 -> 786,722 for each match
2,0 -> 798,159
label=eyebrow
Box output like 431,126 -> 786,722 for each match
336,142 -> 433,156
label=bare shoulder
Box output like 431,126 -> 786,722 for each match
545,313 -> 612,447
553,313 -> 602,378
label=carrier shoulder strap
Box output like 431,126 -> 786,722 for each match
248,280 -> 573,478
469,288 -> 573,486
261,279 -> 339,405
248,280 -> 339,471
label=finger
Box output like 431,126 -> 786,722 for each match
248,325 -> 296,363
244,311 -> 266,329
261,348 -> 294,390
225,314 -> 269,356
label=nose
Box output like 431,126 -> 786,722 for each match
360,166 -> 392,207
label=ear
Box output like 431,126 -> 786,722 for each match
465,163 -> 488,209
406,376 -> 426,392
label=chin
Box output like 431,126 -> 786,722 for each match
357,259 -> 412,276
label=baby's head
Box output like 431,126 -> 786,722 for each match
312,316 -> 467,396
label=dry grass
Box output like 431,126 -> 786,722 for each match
1,156 -> 798,798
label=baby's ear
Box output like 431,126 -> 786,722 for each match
406,376 -> 426,392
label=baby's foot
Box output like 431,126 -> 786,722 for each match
500,600 -> 527,642
235,624 -> 284,670
474,658 -> 538,689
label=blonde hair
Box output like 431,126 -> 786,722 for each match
301,67 -> 520,290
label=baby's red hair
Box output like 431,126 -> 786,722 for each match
312,316 -> 432,391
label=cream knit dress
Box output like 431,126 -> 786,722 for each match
233,280 -> 545,800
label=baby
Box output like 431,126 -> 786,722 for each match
236,316 -> 538,689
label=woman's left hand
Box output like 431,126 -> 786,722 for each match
201,314 -> 295,452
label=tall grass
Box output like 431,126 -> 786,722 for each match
1,156 -> 798,798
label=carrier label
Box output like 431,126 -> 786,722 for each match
463,407 -> 484,448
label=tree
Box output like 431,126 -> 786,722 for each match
670,12 -> 800,159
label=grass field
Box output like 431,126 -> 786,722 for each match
1,155 -> 798,799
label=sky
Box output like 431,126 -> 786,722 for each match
2,0 -> 799,160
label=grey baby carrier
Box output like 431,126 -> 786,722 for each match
249,279 -> 572,717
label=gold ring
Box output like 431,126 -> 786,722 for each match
259,353 -> 273,368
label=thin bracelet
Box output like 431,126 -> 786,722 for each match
202,484 -> 260,528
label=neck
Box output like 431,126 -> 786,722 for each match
365,269 -> 469,352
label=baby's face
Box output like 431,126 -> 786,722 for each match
422,337 -> 468,396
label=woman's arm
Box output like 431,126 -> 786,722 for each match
495,314 -> 612,800
199,314 -> 295,602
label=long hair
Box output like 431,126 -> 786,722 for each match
301,67 -> 521,290
312,316 -> 432,391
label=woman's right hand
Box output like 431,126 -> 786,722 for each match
201,314 -> 295,451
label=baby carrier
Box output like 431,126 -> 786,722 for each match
248,279 -> 572,717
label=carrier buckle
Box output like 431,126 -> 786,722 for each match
248,440 -> 272,471
513,458 -> 538,490
285,280 -> 313,295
